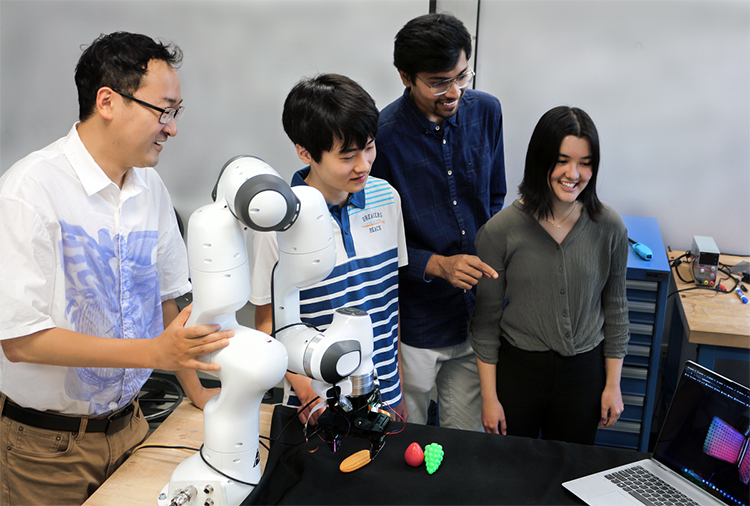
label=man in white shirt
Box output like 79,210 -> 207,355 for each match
0,32 -> 231,505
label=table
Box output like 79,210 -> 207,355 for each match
667,251 -> 750,368
87,402 -> 648,505
245,406 -> 649,505
83,401 -> 273,506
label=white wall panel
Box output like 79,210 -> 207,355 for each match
0,0 -> 427,221
475,0 -> 749,254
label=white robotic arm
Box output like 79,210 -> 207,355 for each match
158,156 -> 388,506
269,184 -> 374,402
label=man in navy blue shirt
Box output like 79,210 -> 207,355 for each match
371,12 -> 506,431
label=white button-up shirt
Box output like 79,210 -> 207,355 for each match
0,124 -> 190,415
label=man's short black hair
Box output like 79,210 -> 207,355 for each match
282,74 -> 378,163
75,31 -> 182,121
394,12 -> 473,83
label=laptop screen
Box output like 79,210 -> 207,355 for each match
653,361 -> 750,506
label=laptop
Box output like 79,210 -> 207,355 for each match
564,360 -> 750,506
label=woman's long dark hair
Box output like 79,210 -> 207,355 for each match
518,106 -> 603,221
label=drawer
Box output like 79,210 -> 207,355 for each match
626,279 -> 659,292
621,366 -> 648,396
596,420 -> 641,449
628,322 -> 655,346
626,279 -> 659,303
621,394 -> 644,422
627,300 -> 656,314
624,344 -> 651,367
629,322 -> 654,336
628,298 -> 657,325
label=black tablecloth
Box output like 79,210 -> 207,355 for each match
244,406 -> 648,505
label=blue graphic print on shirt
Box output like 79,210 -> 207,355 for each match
59,220 -> 162,412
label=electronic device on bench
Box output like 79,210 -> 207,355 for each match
691,235 -> 720,287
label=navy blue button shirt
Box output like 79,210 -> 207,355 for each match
371,87 -> 506,349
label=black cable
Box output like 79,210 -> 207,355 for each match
272,321 -> 319,337
264,396 -> 322,447
668,286 -> 718,299
670,252 -> 693,284
139,376 -> 186,422
718,265 -> 740,293
667,270 -> 740,299
132,444 -> 200,453
198,444 -> 258,487
669,249 -> 743,299
721,251 -> 750,258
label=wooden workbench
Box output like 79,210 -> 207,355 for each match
83,401 -> 274,506
668,251 -> 750,366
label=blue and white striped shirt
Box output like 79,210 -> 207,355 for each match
250,168 -> 408,407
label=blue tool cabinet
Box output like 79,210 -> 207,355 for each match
594,215 -> 671,452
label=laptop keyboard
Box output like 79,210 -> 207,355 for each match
604,465 -> 701,506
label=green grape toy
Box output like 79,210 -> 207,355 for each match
424,443 -> 444,474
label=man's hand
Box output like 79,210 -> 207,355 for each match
392,399 -> 409,423
174,369 -> 220,410
189,386 -> 221,410
287,372 -> 324,426
2,303 -> 231,371
426,254 -> 498,290
154,303 -> 234,372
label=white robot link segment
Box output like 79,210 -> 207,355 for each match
158,156 -> 392,506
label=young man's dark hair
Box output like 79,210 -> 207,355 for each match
519,106 -> 603,222
282,73 -> 379,163
393,12 -> 473,83
75,31 -> 183,121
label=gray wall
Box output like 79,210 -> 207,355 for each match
2,0 -> 749,255
474,0 -> 749,255
0,0 -> 426,223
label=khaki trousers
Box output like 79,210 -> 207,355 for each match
0,395 -> 149,506
400,340 -> 484,432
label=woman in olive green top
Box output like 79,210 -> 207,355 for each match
468,106 -> 629,444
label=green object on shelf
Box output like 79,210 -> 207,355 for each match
424,443 -> 444,474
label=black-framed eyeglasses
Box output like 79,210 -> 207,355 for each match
417,68 -> 475,96
113,89 -> 185,124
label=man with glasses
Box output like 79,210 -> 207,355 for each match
0,32 -> 230,505
112,89 -> 186,124
371,13 -> 506,432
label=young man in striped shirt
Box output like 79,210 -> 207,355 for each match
251,74 -> 409,426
